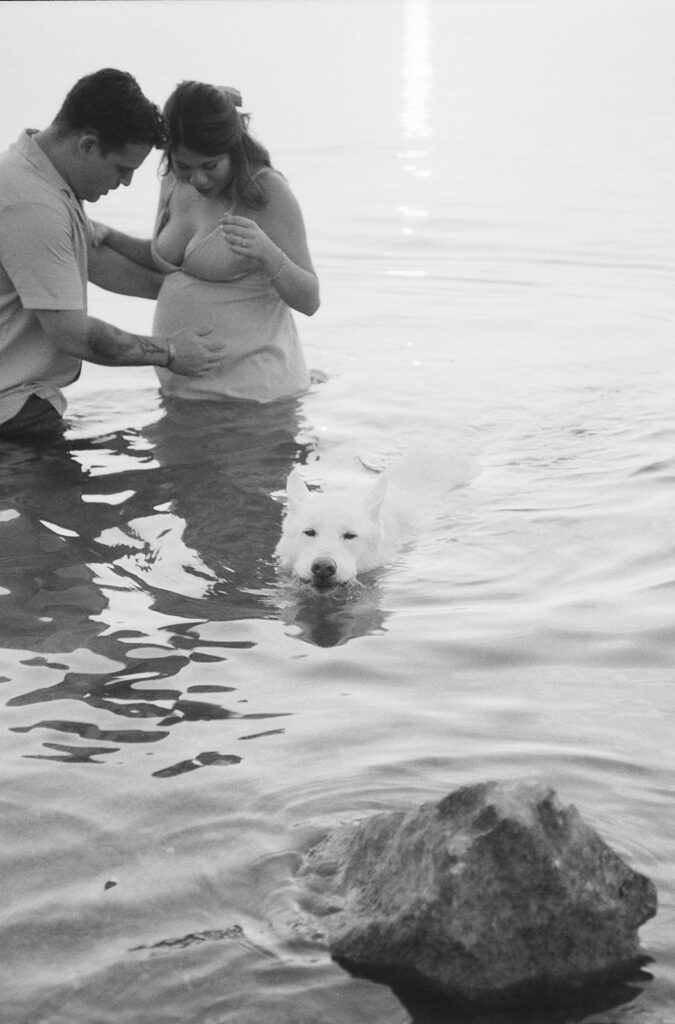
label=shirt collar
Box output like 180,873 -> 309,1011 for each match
15,129 -> 79,203
15,129 -> 88,227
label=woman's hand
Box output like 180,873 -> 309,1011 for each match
90,220 -> 111,247
219,191 -> 320,316
219,212 -> 277,267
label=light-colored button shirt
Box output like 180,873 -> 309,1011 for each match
0,130 -> 88,425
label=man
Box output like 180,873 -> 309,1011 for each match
0,68 -> 221,441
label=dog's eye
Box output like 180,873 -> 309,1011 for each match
343,531 -> 358,540
303,528 -> 317,537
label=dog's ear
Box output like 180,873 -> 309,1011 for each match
285,468 -> 310,509
364,474 -> 387,517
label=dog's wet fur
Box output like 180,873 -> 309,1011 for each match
275,451 -> 472,591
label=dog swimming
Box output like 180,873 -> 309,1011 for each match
275,449 -> 473,591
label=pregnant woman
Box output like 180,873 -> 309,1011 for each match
97,81 -> 320,403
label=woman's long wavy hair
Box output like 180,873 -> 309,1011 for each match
161,81 -> 272,209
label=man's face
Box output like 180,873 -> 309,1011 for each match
76,139 -> 152,202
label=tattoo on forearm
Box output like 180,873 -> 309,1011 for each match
87,318 -> 165,366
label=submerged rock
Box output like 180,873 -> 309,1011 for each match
298,780 -> 657,1007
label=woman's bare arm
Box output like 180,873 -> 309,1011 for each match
220,171 -> 320,316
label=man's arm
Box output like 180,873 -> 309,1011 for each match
88,241 -> 163,299
34,308 -> 222,377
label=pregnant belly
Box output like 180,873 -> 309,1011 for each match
152,272 -> 309,403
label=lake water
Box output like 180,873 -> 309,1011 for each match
1,1 -> 674,1022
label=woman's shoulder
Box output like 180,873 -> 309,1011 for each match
253,166 -> 301,215
254,165 -> 289,191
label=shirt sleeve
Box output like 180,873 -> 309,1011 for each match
0,201 -> 86,310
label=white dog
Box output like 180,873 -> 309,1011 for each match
275,451 -> 472,590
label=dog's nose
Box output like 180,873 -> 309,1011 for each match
311,556 -> 337,585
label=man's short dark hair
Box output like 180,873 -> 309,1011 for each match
53,68 -> 165,152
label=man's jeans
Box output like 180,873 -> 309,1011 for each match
0,395 -> 64,442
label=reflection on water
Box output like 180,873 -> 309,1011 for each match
0,399 -> 393,774
278,581 -> 388,648
401,0 -> 432,142
0,441 -> 109,653
388,966 -> 654,1024
139,397 -> 310,605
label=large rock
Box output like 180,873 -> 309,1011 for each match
298,780 -> 657,1007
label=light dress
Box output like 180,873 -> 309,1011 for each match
152,173 -> 310,403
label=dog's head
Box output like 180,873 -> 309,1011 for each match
275,469 -> 388,590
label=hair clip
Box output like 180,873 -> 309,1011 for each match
219,86 -> 242,107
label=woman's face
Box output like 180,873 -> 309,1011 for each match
170,144 -> 233,197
